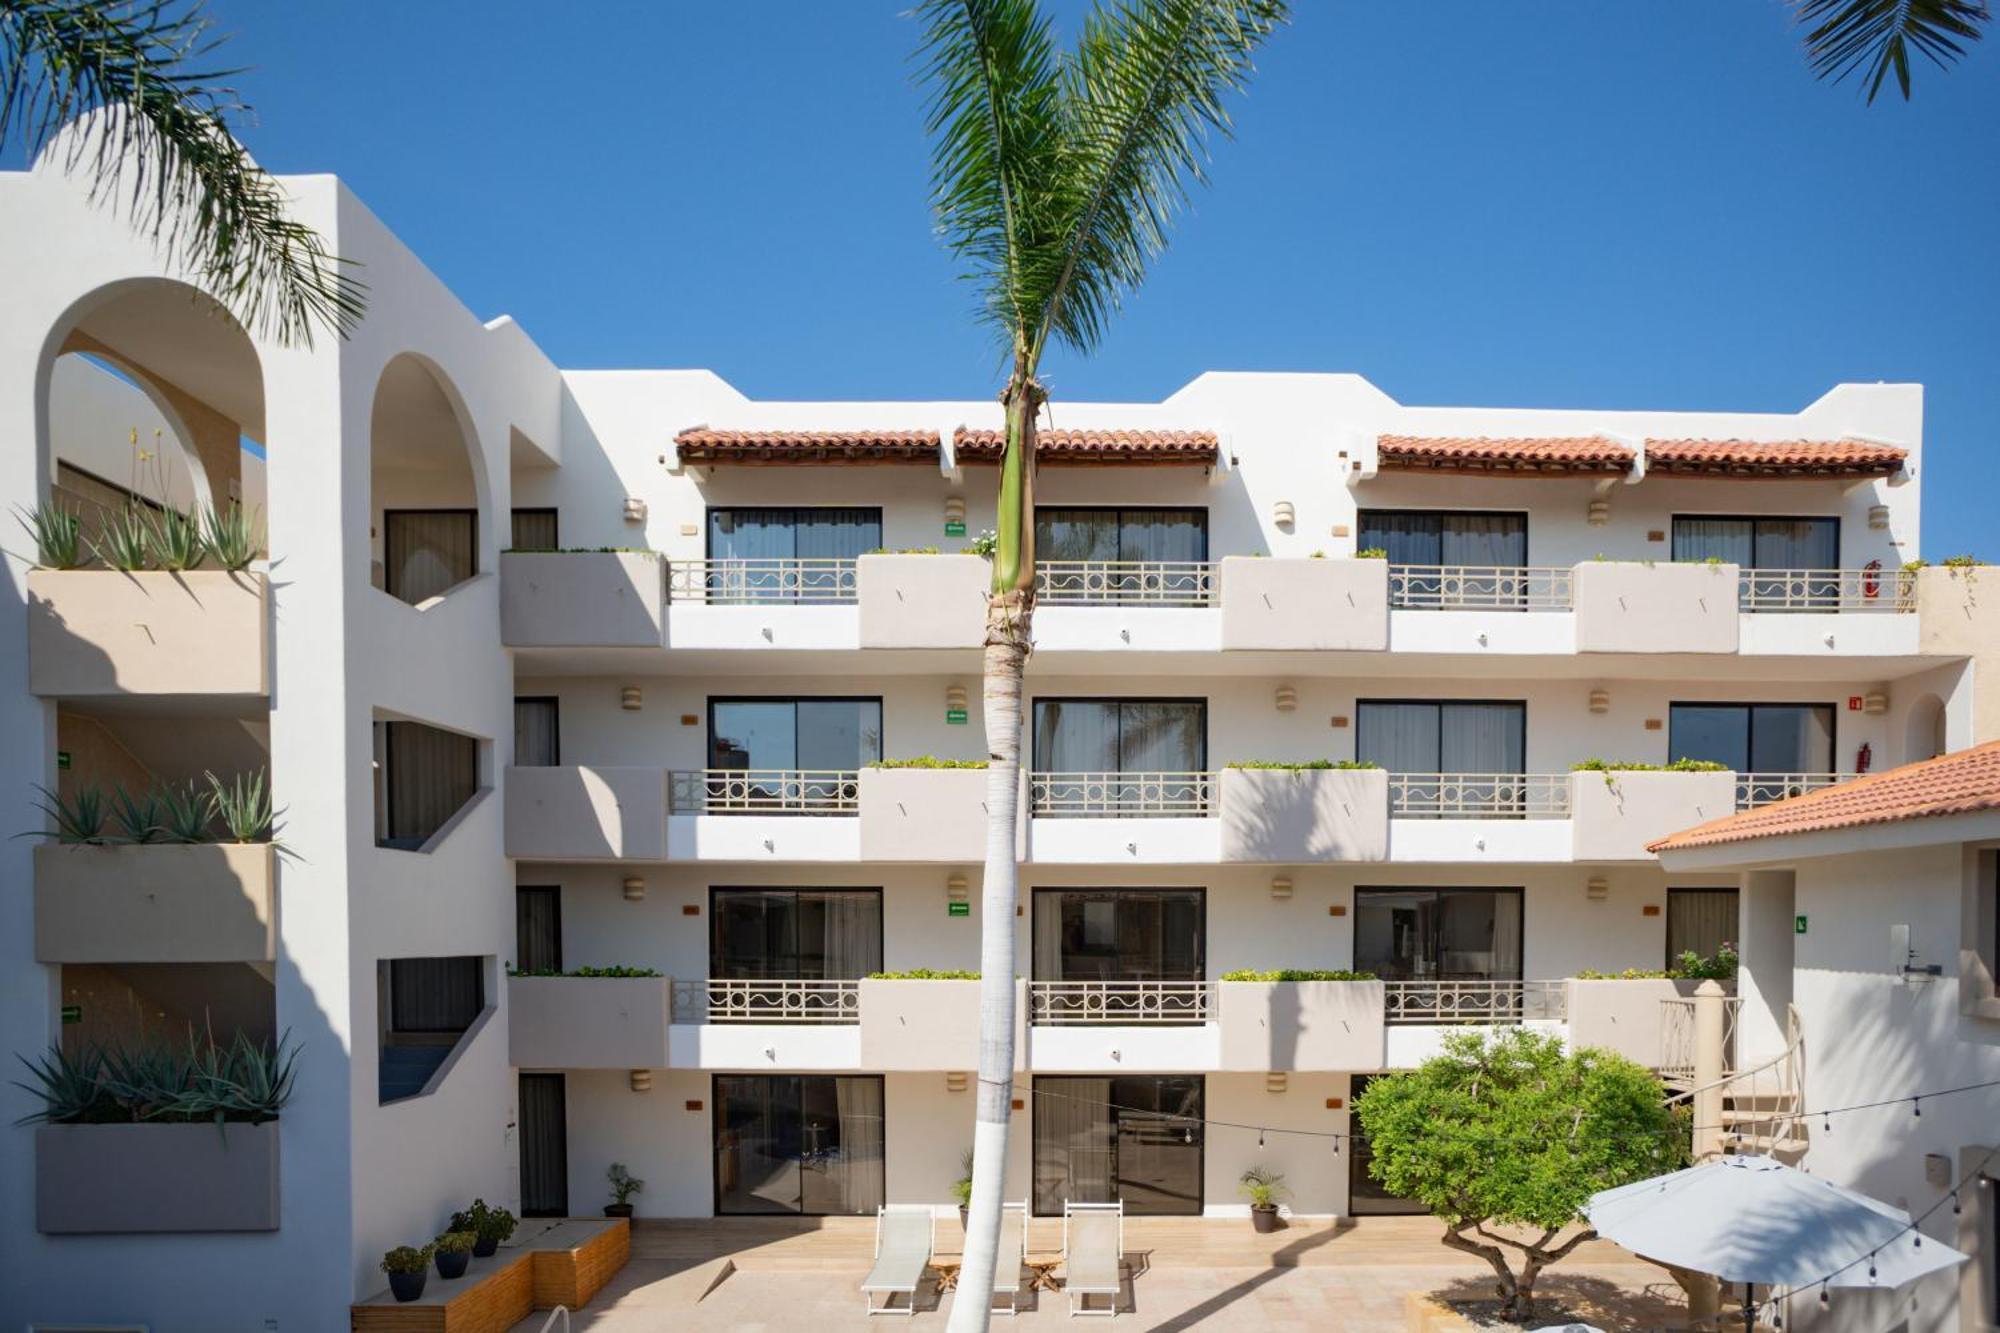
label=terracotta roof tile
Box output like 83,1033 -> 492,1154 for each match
674,429 -> 941,464
954,427 -> 1218,466
1376,435 -> 1635,475
1644,438 -> 1907,477
1650,741 -> 2000,853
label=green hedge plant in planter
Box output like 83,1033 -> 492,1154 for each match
606,1161 -> 643,1218
449,1198 -> 517,1258
382,1244 -> 435,1302
1239,1166 -> 1289,1233
432,1230 -> 475,1280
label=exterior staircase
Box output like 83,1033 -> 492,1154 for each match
1662,997 -> 1807,1165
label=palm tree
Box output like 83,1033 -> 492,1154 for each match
1796,0 -> 1987,100
914,2 -> 1285,1324
2,0 -> 362,344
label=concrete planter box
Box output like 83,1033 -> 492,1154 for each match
37,1121 -> 279,1232
1573,561 -> 1738,654
34,842 -> 275,963
857,767 -> 1022,862
1569,769 -> 1738,861
1566,977 -> 1727,1067
1219,767 -> 1388,862
857,978 -> 1026,1071
27,569 -> 268,697
857,554 -> 989,649
1218,557 -> 1388,651
509,975 -> 672,1069
500,551 -> 665,648
1217,980 -> 1386,1071
505,766 -> 667,861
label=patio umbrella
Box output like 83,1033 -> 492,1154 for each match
1586,1155 -> 1967,1329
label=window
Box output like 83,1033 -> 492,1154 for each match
375,720 -> 480,850
1033,1075 -> 1204,1216
1031,698 -> 1208,815
1666,888 -> 1739,967
511,507 -> 558,550
1034,507 -> 1209,603
1032,889 -> 1204,983
1673,516 -> 1841,610
1354,888 -> 1524,986
1358,510 -> 1527,567
518,1072 -> 569,1217
385,508 -> 477,605
710,889 -> 882,981
709,698 -> 883,771
1358,700 -> 1526,817
706,506 -> 881,603
515,886 -> 562,974
514,697 -> 559,767
713,1075 -> 885,1215
380,955 -> 485,1105
1668,703 -> 1835,774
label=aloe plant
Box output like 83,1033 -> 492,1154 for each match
150,502 -> 209,571
90,501 -> 155,571
109,785 -> 166,844
11,1044 -> 109,1124
13,1030 -> 298,1126
205,502 -> 265,571
206,769 -> 276,843
16,502 -> 83,569
32,784 -> 109,844
155,778 -> 217,842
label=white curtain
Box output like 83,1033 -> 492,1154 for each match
1034,1078 -> 1113,1213
818,892 -> 882,979
1673,517 -> 1755,566
832,1077 -> 885,1214
1488,891 -> 1524,980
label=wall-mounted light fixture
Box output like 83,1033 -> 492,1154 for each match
1586,876 -> 1609,902
620,685 -> 643,711
945,1071 -> 969,1093
944,496 -> 967,528
1587,499 -> 1610,527
1270,874 -> 1294,900
1868,504 -> 1890,531
1863,691 -> 1888,715
1274,684 -> 1298,712
622,875 -> 646,902
1273,500 -> 1296,528
947,872 -> 970,903
623,496 -> 648,523
1265,1073 -> 1288,1094
946,683 -> 969,718
629,1070 -> 653,1093
1588,688 -> 1611,714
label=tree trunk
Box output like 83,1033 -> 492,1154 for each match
948,379 -> 1040,1333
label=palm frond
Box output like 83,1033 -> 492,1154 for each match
0,0 -> 366,344
1796,0 -> 1988,101
1029,0 -> 1286,361
915,0 -> 1071,350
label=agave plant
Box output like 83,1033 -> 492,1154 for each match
99,1041 -> 197,1122
16,502 -> 83,569
11,1043 -> 110,1125
31,784 -> 109,844
89,501 -> 155,571
149,502 -> 208,571
155,778 -> 217,843
187,1030 -> 298,1125
205,502 -> 265,572
206,769 -> 277,843
109,784 -> 165,844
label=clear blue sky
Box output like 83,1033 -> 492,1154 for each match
75,4 -> 2000,553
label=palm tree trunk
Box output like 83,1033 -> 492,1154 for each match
949,377 -> 1040,1333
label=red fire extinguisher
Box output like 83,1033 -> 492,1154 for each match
1863,559 -> 1881,600
1856,742 -> 1872,774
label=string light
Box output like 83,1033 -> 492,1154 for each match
1911,1096 -> 1921,1118
1819,1284 -> 1829,1309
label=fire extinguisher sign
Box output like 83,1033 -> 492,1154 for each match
1847,696 -> 1863,711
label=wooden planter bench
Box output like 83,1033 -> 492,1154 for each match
352,1217 -> 629,1332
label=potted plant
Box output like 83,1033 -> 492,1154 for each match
433,1230 -> 475,1280
606,1162 -> 643,1218
449,1198 -> 518,1258
953,1147 -> 975,1228
382,1244 -> 434,1302
1239,1166 -> 1289,1234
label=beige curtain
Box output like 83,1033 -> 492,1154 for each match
385,721 -> 477,848
832,1077 -> 885,1214
1668,890 -> 1740,963
386,509 -> 476,604
1034,1078 -> 1113,1213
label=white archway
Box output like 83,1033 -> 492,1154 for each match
1905,694 -> 1947,763
369,352 -> 489,606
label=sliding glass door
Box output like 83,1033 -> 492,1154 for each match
1668,703 -> 1834,774
1357,700 -> 1526,817
1035,507 -> 1208,601
1033,1075 -> 1203,1216
1360,510 -> 1528,607
710,889 -> 882,981
1032,890 -> 1204,983
706,698 -> 882,810
1031,698 -> 1207,815
1673,516 -> 1840,609
713,1075 -> 885,1215
706,506 -> 881,602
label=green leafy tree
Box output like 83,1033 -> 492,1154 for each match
1354,1029 -> 1683,1317
1794,0 -> 1986,101
914,3 -> 1286,1326
1,0 -> 363,343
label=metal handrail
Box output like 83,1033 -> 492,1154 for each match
536,1307 -> 570,1333
669,769 -> 860,814
672,978 -> 861,1024
1035,560 -> 1215,606
1659,994 -> 1742,1083
1734,772 -> 1849,810
1664,1003 -> 1805,1156
1029,980 -> 1212,1025
1387,564 -> 1574,612
667,558 -> 859,604
1029,770 -> 1213,817
1387,772 -> 1571,819
1383,979 -> 1568,1025
1737,566 -> 1915,613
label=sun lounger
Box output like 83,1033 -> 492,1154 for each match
862,1205 -> 935,1316
988,1200 -> 1028,1316
1061,1201 -> 1123,1318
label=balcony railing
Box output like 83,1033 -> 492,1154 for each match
1658,993 -> 1743,1083
666,559 -> 859,605
671,978 -> 861,1024
668,769 -> 860,815
1383,979 -> 1568,1026
1735,772 -> 1849,810
1029,980 -> 1213,1025
1737,566 -> 1915,614
1029,771 -> 1213,818
1387,772 -> 1571,820
1387,565 -> 1574,612
1035,561 -> 1215,606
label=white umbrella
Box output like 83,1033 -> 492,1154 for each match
1586,1155 -> 1967,1328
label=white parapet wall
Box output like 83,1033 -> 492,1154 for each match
1573,561 -> 1738,655
1217,556 -> 1388,651
500,551 -> 665,648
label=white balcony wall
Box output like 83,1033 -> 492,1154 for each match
1573,561 -> 1738,655
667,1022 -> 862,1070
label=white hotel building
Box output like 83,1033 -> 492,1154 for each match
4,149 -> 1997,1330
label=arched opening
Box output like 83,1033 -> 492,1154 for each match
1905,694 -> 1947,764
369,353 -> 486,606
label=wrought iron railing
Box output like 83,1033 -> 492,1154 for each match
1737,566 -> 1915,614
1029,771 -> 1213,817
1035,561 -> 1215,606
671,978 -> 861,1024
1386,565 -> 1573,612
1028,980 -> 1213,1025
1387,772 -> 1571,820
1659,993 -> 1742,1083
1734,772 -> 1849,810
669,769 -> 860,814
666,558 -> 859,605
1383,979 -> 1568,1026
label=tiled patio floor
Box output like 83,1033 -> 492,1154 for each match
505,1217 -> 1688,1332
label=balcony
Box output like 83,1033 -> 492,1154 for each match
1218,766 -> 1387,862
1736,772 -> 1848,810
1217,556 -> 1389,651
1025,770 -> 1220,864
665,978 -> 862,1069
663,558 -> 861,650
666,768 -> 861,861
1386,772 -> 1572,861
1385,564 -> 1575,654
1569,769 -> 1738,861
856,553 -> 987,649
500,551 -> 665,648
1382,979 -> 1569,1068
27,569 -> 269,698
504,766 -> 667,861
1572,978 -> 1724,1072
1736,566 -> 1918,655
1031,561 -> 1222,653
1573,560 -> 1737,654
1215,979 -> 1386,1071
33,842 -> 275,963
508,974 -> 671,1069
1025,980 -> 1221,1073
856,977 -> 1026,1071
857,765 -> 1020,862
36,1122 -> 279,1233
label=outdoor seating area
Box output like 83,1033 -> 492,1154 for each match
353,1217 -> 629,1333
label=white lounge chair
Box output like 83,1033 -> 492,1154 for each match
989,1200 -> 1028,1316
862,1205 -> 935,1316
1061,1201 -> 1124,1318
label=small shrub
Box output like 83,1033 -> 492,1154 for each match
607,1162 -> 644,1206
1225,759 -> 1379,771
865,546 -> 942,555
17,503 -> 83,569
962,530 -> 998,558
1239,1166 -> 1289,1210
1220,968 -> 1376,982
508,965 -> 661,978
1576,944 -> 1736,982
381,1245 -> 433,1275
1942,554 -> 1986,569
953,1147 -> 975,1207
449,1199 -> 517,1247
1356,547 -> 1388,559
1570,758 -> 1728,773
867,757 -> 989,769
868,968 -> 980,980
434,1230 -> 476,1255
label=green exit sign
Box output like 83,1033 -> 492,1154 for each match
1795,915 -> 1809,935
945,520 -> 967,537
945,708 -> 968,725
60,1005 -> 81,1024
947,902 -> 970,917
56,750 -> 71,771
